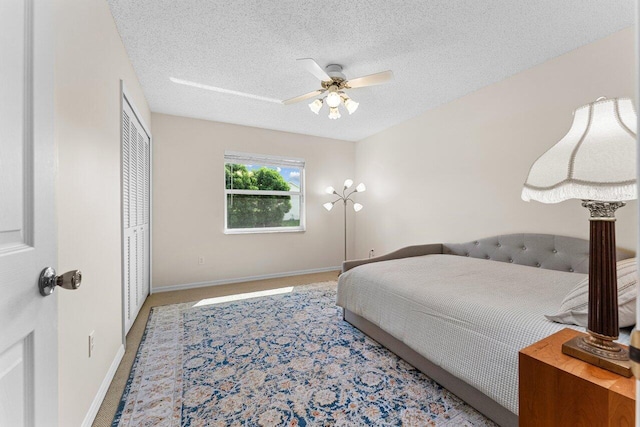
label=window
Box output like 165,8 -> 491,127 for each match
224,151 -> 305,233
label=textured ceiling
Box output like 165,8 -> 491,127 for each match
107,1 -> 634,142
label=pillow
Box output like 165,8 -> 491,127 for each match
545,258 -> 638,328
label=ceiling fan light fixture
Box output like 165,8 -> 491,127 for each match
326,91 -> 342,108
286,59 -> 393,120
308,98 -> 323,114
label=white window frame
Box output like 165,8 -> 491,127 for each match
224,151 -> 305,234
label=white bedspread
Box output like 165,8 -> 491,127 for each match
336,254 -> 630,415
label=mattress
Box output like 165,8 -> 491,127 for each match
336,254 -> 631,415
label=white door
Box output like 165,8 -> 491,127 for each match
0,0 -> 57,426
122,95 -> 150,334
636,6 -> 640,426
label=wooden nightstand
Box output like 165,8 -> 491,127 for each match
519,328 -> 635,427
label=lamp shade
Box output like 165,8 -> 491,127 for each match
328,107 -> 341,120
326,91 -> 341,108
344,98 -> 359,115
522,98 -> 637,204
309,99 -> 323,114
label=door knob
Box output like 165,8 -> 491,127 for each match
39,267 -> 82,296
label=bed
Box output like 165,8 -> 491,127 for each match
336,234 -> 635,426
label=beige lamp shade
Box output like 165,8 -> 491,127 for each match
522,98 -> 637,203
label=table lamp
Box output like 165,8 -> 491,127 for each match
522,97 -> 637,376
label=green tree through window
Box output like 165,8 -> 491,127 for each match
225,164 -> 293,228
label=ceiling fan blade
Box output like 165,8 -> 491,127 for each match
346,70 -> 394,89
282,89 -> 325,105
297,58 -> 332,82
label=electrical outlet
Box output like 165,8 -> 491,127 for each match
369,249 -> 375,258
88,331 -> 95,358
198,256 -> 205,265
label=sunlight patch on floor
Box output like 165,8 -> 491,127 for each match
191,286 -> 294,307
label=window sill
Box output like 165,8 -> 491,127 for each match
224,227 -> 306,235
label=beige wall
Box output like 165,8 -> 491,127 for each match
54,1 -> 150,426
151,113 -> 355,290
354,28 -> 637,259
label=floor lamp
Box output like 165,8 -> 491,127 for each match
522,97 -> 637,376
323,179 -> 365,261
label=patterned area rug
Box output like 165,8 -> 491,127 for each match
113,282 -> 495,426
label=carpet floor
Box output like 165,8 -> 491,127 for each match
113,282 -> 495,426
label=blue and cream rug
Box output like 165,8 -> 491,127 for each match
113,282 -> 495,426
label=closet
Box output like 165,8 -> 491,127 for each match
122,95 -> 151,333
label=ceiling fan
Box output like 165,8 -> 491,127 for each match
283,58 -> 393,119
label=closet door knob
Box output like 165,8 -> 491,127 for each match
38,267 -> 82,296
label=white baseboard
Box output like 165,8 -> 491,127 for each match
81,344 -> 125,427
152,266 -> 340,294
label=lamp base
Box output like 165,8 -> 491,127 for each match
562,335 -> 632,377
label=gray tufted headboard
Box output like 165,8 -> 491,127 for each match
341,233 -> 635,274
443,234 -> 634,274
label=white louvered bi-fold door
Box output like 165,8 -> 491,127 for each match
122,98 -> 150,334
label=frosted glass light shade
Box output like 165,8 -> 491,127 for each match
343,179 -> 353,189
326,91 -> 341,108
356,183 -> 366,192
522,98 -> 637,203
328,107 -> 341,120
353,203 -> 363,212
340,93 -> 359,115
323,202 -> 334,211
325,186 -> 336,194
308,99 -> 323,114
344,98 -> 359,114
